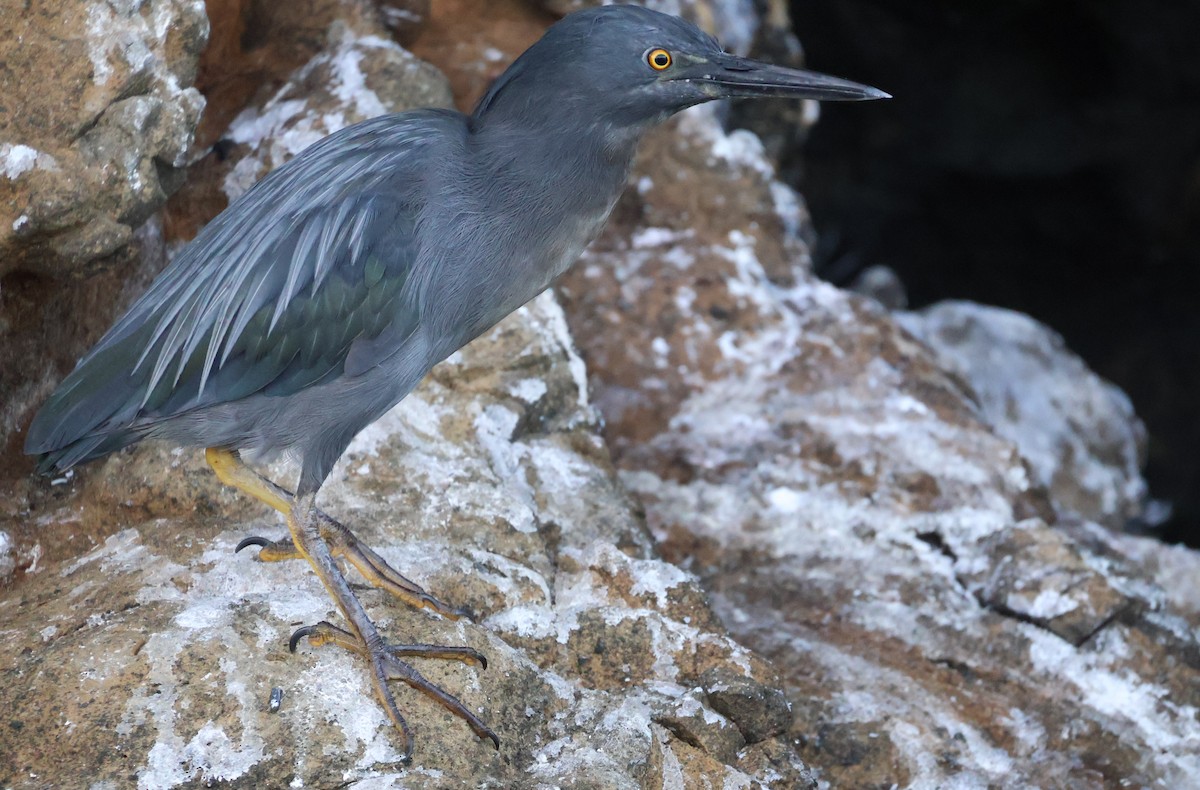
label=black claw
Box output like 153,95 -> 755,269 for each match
236,536 -> 272,553
478,653 -> 488,671
289,624 -> 319,653
489,733 -> 501,750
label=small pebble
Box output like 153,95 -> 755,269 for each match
268,687 -> 283,713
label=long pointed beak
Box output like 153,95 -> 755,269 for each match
677,52 -> 890,102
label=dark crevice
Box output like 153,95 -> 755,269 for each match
652,715 -> 706,752
1073,604 -> 1134,649
975,597 -> 1059,637
915,530 -> 956,562
930,656 -> 977,683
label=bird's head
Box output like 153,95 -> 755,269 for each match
472,5 -> 888,136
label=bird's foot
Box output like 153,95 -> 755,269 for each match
236,511 -> 473,621
290,619 -> 499,758
235,534 -> 301,561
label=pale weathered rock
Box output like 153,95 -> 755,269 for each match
0,9 -> 809,787
378,0 -> 432,44
0,0 -> 208,461
1095,525 -> 1200,619
899,300 -> 1151,531
848,263 -> 907,309
0,0 -> 208,276
186,0 -> 402,156
556,104 -> 1200,786
219,20 -> 452,201
0,291 -> 808,788
6,1 -> 1197,787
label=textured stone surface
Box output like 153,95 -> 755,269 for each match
219,21 -> 451,201
4,0 -> 1198,787
0,5 -> 809,786
899,300 -> 1151,531
556,104 -> 1200,787
407,0 -> 552,112
0,0 -> 208,276
378,0 -> 432,44
168,4 -> 452,242
0,293 -> 809,788
0,0 -> 208,464
2,0 -> 451,573
188,0 -> 387,156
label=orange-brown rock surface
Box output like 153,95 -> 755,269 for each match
558,95 -> 1199,788
2,1 -> 1197,788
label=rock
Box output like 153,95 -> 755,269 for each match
187,0 -> 394,156
166,11 -> 452,240
1092,525 -> 1200,619
219,21 -> 452,201
650,687 -> 747,763
555,103 -> 1200,786
406,0 -> 552,112
0,9 -> 810,786
958,518 -> 1136,645
378,0 -> 432,45
701,668 -> 793,744
898,300 -> 1151,531
0,290 -> 809,788
0,0 -> 208,277
1,0 -> 208,459
0,218 -> 169,462
849,263 -> 907,309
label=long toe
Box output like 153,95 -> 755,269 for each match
379,652 -> 501,750
315,514 -> 474,620
238,507 -> 474,620
289,620 -> 497,751
385,643 -> 488,669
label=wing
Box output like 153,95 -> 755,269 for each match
26,110 -> 465,467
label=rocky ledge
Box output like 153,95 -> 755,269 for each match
2,1 -> 1197,788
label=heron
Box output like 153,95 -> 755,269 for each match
25,4 -> 887,758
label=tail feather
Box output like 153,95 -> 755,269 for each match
25,333 -> 154,473
34,430 -> 142,475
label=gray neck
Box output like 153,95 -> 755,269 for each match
467,113 -> 643,220
418,112 -> 645,356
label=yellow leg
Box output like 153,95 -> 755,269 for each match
206,447 -> 300,561
206,447 -> 471,619
207,446 -> 499,756
205,446 -> 291,513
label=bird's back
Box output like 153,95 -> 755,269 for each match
26,109 -> 468,473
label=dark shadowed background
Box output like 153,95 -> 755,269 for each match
779,0 -> 1200,545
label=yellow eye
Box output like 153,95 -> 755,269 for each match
647,48 -> 672,71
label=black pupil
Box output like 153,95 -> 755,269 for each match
654,52 -> 668,66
